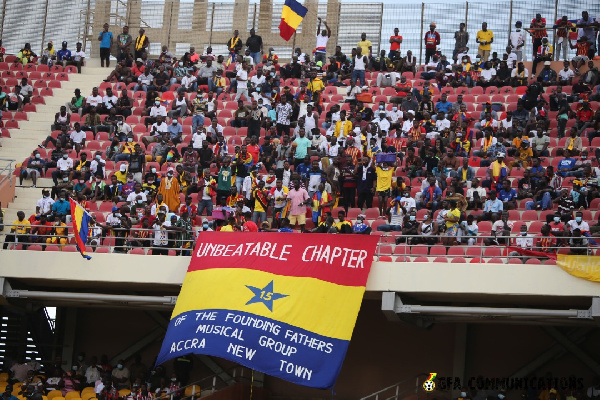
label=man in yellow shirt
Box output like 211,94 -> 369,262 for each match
357,33 -> 372,59
334,111 -> 353,138
375,161 -> 396,216
3,211 -> 31,249
114,163 -> 128,183
508,140 -> 533,172
476,22 -> 494,61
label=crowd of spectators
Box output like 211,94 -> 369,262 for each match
3,12 -> 600,258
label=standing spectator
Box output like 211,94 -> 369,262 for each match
453,23 -> 469,63
389,27 -> 403,61
98,23 -> 113,68
554,16 -> 573,61
509,21 -> 527,61
476,22 -> 494,61
352,47 -> 367,87
357,33 -> 373,61
234,62 -> 250,102
116,26 -> 132,63
424,23 -> 440,63
245,29 -> 263,66
134,29 -> 149,59
314,18 -> 331,64
530,13 -> 547,60
287,179 -> 309,232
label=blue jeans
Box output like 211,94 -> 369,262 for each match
252,211 -> 267,224
134,84 -> 148,92
352,69 -> 365,86
561,171 -> 584,178
250,52 -> 261,65
115,154 -> 131,162
377,224 -> 402,232
192,115 -> 205,132
314,52 -> 326,63
235,176 -> 244,193
197,199 -> 213,216
526,192 -> 551,210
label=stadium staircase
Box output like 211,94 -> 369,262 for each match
0,61 -> 107,223
0,307 -> 54,370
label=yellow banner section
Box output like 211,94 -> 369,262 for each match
556,254 -> 600,282
172,268 -> 365,341
281,5 -> 304,30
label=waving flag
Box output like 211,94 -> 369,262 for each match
69,198 -> 92,260
279,0 -> 308,41
155,233 -> 378,389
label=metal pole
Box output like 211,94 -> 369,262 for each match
508,0 -> 513,39
464,1 -> 468,28
7,290 -> 178,304
208,3 -> 215,45
252,3 -> 256,30
83,0 -> 92,52
167,1 -> 174,51
1,0 -> 7,41
291,32 -> 297,59
335,2 -> 341,49
419,2 -> 424,65
552,0 -> 558,60
377,3 -> 384,54
40,0 -> 50,54
406,305 -> 581,318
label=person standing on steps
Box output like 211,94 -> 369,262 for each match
98,23 -> 113,68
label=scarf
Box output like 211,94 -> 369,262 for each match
567,137 -> 575,151
491,161 -> 507,183
164,176 -> 173,190
482,136 -> 493,152
135,35 -> 146,51
254,189 -> 269,210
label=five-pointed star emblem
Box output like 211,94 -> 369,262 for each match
245,280 -> 288,311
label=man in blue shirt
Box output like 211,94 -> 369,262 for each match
167,119 -> 183,145
295,155 -> 311,181
98,23 -> 113,68
557,149 -> 584,177
482,189 -> 503,220
51,192 -> 71,217
435,93 -> 453,115
56,41 -> 72,66
498,180 -> 518,210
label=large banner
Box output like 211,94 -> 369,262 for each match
155,233 -> 379,389
556,254 -> 600,282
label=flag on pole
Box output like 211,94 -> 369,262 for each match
69,198 -> 92,260
279,0 -> 308,41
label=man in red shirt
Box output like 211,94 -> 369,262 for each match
530,14 -> 547,60
424,23 -> 440,63
570,36 -> 590,74
31,214 -> 53,247
389,28 -> 403,61
553,16 -> 573,61
576,100 -> 594,135
246,136 -> 262,166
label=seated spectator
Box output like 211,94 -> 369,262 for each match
66,88 -> 86,116
526,177 -> 554,210
508,224 -> 534,259
377,196 -> 405,232
536,61 -> 557,86
568,228 -> 589,255
511,62 -> 529,87
352,214 -> 372,234
484,211 -> 512,246
2,211 -> 31,250
459,214 -> 478,246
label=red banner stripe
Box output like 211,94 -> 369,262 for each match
188,232 -> 379,287
279,19 -> 295,41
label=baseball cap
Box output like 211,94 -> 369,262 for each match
62,41 -> 68,46
544,61 -> 551,66
136,58 -> 143,62
497,152 -> 506,157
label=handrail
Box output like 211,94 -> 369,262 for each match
0,226 -> 595,259
153,365 -> 253,399
0,158 -> 16,188
359,373 -> 427,400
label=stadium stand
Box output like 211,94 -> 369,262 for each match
1,14 -> 599,265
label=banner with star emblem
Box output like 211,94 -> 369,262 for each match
155,232 -> 379,389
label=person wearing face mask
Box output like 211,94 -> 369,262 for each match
51,171 -> 74,199
143,97 -> 167,129
110,359 -> 130,390
567,211 -> 590,235
20,150 -> 46,187
157,167 -> 181,212
509,225 -> 534,260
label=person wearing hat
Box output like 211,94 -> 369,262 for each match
63,88 -> 85,117
536,60 -> 557,86
532,37 -> 553,77
67,42 -> 86,73
56,41 -> 72,68
483,152 -> 508,190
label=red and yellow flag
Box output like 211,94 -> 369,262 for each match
279,0 -> 308,41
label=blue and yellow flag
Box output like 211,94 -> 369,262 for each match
279,0 -> 308,41
155,233 -> 378,389
69,198 -> 91,260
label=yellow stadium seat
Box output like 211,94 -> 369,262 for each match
81,394 -> 95,400
0,372 -> 8,382
184,386 -> 201,397
0,383 -> 8,390
42,396 -> 48,400
47,391 -> 63,400
65,392 -> 81,400
80,389 -> 94,397
53,397 -> 65,400
118,390 -> 131,397
13,383 -> 23,389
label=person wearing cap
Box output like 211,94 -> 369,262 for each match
536,60 -> 557,86
134,67 -> 154,93
55,41 -> 73,68
531,37 -> 553,77
483,152 -> 508,191
569,36 -> 591,75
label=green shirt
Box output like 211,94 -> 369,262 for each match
217,166 -> 232,191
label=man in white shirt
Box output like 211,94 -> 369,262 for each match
567,212 -> 590,233
142,115 -> 168,147
36,189 -> 55,215
250,69 -> 266,89
373,112 -> 391,133
135,70 -> 154,92
435,111 -> 450,132
85,87 -> 103,113
558,61 -> 575,85
346,82 -> 361,101
52,152 -> 74,185
509,225 -> 534,258
126,183 -> 148,205
509,20 -> 527,61
234,61 -> 250,102
505,45 -> 518,66
314,18 -> 331,64
69,123 -> 86,152
144,98 -> 167,128
401,111 -> 415,135
181,69 -> 198,92
478,62 -> 497,86
101,87 -> 118,114
399,190 -> 416,212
